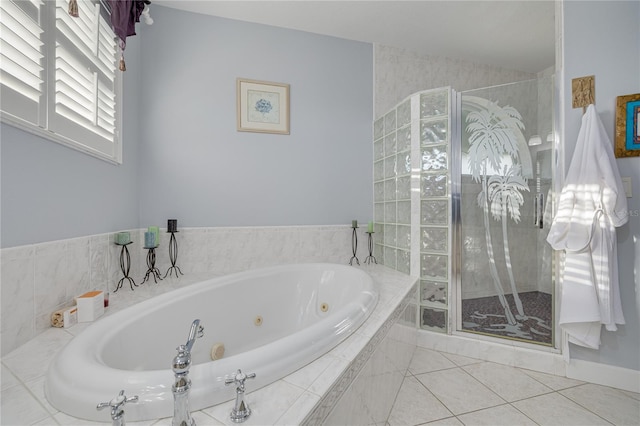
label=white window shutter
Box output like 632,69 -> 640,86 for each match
49,0 -> 119,159
0,0 -> 44,126
1,0 -> 122,163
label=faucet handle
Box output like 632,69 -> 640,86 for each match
225,369 -> 256,388
97,390 -> 138,420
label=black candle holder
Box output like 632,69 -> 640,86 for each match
141,246 -> 163,284
115,242 -> 137,292
349,226 -> 360,266
364,232 -> 377,265
164,231 -> 183,278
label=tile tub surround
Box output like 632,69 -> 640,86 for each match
0,264 -> 417,425
0,225 -> 369,357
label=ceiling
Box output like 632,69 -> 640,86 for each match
154,1 -> 556,74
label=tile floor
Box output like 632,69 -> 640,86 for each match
2,344 -> 639,425
387,347 -> 640,426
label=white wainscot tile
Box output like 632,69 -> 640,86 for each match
90,234 -> 110,288
65,237 -> 91,299
1,249 -> 36,356
34,242 -> 69,319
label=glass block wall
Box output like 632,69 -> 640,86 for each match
373,88 -> 452,333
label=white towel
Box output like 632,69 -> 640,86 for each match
547,104 -> 628,349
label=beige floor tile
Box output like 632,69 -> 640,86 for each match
440,352 -> 483,367
426,417 -> 464,425
518,368 -> 585,390
512,392 -> 611,425
456,404 -> 537,425
387,376 -> 452,426
1,383 -> 51,425
409,348 -> 456,375
416,368 -> 504,415
561,383 -> 640,426
462,362 -> 553,402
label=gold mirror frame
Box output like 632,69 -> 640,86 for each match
614,93 -> 640,158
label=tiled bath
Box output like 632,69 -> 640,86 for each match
1,225 -> 368,357
1,267 -> 417,425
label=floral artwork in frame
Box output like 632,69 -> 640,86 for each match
237,78 -> 290,134
614,93 -> 640,158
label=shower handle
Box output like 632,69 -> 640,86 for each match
534,193 -> 544,229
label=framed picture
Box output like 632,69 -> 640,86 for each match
237,78 -> 290,134
614,93 -> 640,158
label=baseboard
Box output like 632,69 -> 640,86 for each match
417,330 -> 640,393
566,358 -> 640,393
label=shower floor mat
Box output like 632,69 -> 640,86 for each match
461,291 -> 553,345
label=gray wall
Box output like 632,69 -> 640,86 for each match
0,7 -> 374,248
562,0 -> 640,371
137,7 -> 373,228
0,39 -> 142,248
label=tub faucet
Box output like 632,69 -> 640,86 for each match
96,390 -> 138,426
225,369 -> 256,423
172,319 -> 204,426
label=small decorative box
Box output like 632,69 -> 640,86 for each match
75,290 -> 105,322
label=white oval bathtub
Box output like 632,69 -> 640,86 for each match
45,263 -> 378,422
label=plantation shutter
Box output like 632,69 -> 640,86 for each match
49,0 -> 119,158
0,0 -> 44,126
0,0 -> 121,163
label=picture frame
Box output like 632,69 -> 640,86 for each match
614,93 -> 640,158
237,78 -> 290,134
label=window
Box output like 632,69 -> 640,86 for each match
1,0 -> 122,163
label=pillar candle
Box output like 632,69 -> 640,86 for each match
148,226 -> 159,246
116,232 -> 130,245
352,220 -> 358,228
144,231 -> 155,248
167,219 -> 178,233
368,221 -> 374,233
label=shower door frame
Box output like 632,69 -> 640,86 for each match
450,82 -> 562,352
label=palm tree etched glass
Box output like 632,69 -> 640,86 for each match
465,103 -> 528,326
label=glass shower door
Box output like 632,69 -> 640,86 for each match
456,77 -> 554,346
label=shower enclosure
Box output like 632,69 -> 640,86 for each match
455,77 -> 555,346
373,75 -> 555,348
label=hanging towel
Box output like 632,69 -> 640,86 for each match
547,104 -> 628,349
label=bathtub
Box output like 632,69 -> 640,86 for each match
45,263 -> 378,422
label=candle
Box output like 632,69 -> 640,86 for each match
352,220 -> 358,228
368,221 -> 374,233
116,232 -> 130,245
167,219 -> 178,233
144,231 -> 156,248
148,226 -> 159,246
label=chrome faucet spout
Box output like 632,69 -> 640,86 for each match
172,319 -> 203,426
185,319 -> 203,353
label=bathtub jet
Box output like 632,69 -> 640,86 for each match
45,263 -> 378,422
